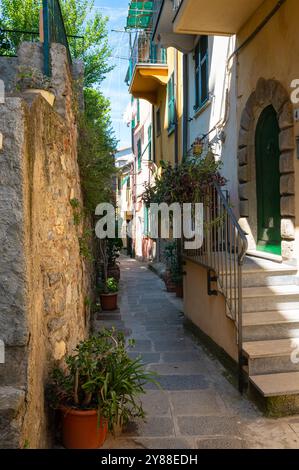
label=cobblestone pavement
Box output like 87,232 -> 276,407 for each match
93,256 -> 299,449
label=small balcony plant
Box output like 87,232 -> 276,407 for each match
48,329 -> 157,449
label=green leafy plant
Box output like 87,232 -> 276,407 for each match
79,229 -> 94,262
99,277 -> 118,295
48,329 -> 158,432
142,154 -> 226,207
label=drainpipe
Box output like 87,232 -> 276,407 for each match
174,49 -> 179,167
182,53 -> 189,160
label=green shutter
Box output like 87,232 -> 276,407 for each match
168,73 -> 175,131
148,124 -> 152,160
195,36 -> 209,110
144,205 -> 149,236
137,139 -> 142,170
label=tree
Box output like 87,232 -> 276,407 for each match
78,87 -> 117,212
0,0 -> 113,86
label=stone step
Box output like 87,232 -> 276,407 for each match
250,372 -> 299,397
240,285 -> 299,313
243,311 -> 299,341
243,338 -> 299,375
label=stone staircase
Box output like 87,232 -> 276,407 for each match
240,257 -> 299,410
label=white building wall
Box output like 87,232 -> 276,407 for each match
187,35 -> 239,211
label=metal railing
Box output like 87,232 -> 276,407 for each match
0,28 -> 40,57
131,31 -> 167,70
43,0 -> 72,76
184,182 -> 248,392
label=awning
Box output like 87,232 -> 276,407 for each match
126,1 -> 153,30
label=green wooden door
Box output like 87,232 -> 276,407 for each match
255,105 -> 281,255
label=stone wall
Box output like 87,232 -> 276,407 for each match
0,43 -> 91,448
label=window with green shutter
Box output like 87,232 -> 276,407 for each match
167,73 -> 175,133
137,139 -> 142,170
131,96 -> 136,129
148,124 -> 152,160
195,36 -> 209,110
144,205 -> 149,236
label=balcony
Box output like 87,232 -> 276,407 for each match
172,0 -> 265,36
152,0 -> 195,52
128,32 -> 168,105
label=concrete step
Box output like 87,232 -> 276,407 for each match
243,338 -> 299,375
243,311 -> 299,341
250,372 -> 299,397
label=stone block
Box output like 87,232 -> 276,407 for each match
238,165 -> 249,183
177,416 -> 240,436
123,417 -> 175,438
281,219 -> 295,240
238,147 -> 248,166
197,437 -> 244,449
272,81 -> 289,113
239,183 -> 249,201
255,78 -> 268,107
238,128 -> 249,148
280,152 -> 294,173
239,200 -> 249,217
279,128 -> 294,152
240,109 -> 253,131
280,174 -> 295,195
279,102 -> 294,130
0,386 -> 25,449
281,196 -> 295,217
282,240 -> 295,260
145,374 -> 209,391
170,390 -> 227,416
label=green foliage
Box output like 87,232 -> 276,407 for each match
79,228 -> 94,261
0,0 -> 113,87
48,329 -> 158,431
142,155 -> 226,207
78,88 -> 117,213
105,277 -> 118,294
107,236 -> 123,267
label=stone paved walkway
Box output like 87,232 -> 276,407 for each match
93,256 -> 299,449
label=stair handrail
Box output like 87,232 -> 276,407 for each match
183,181 -> 248,392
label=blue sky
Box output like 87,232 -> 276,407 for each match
94,0 -> 131,150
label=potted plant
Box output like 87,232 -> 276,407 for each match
99,277 -> 119,311
107,236 -> 123,282
171,263 -> 184,298
48,329 -> 157,449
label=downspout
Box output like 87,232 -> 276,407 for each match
152,104 -> 156,163
174,49 -> 179,166
182,53 -> 189,160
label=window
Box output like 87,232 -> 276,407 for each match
143,205 -> 149,236
131,96 -> 135,129
148,124 -> 152,161
167,73 -> 176,132
137,139 -> 142,171
195,36 -> 209,110
156,108 -> 161,137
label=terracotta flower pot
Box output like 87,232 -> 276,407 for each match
61,407 -> 108,449
100,293 -> 118,311
176,284 -> 184,298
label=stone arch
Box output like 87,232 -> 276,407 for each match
238,78 -> 295,260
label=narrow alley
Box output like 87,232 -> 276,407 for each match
93,256 -> 299,450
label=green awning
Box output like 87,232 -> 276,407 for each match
126,1 -> 153,30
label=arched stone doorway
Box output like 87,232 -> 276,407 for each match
238,78 -> 295,260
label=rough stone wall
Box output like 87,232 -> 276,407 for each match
0,44 -> 91,448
